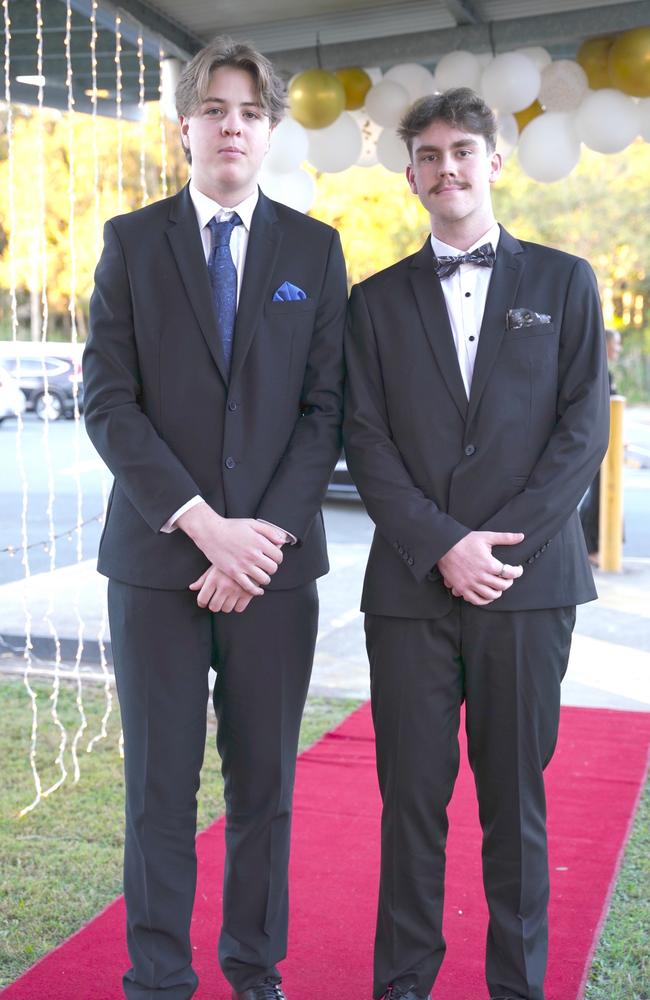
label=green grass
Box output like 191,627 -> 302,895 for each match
584,779 -> 650,1000
1,676 -> 648,997
0,675 -> 360,988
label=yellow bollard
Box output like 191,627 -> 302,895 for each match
599,395 -> 625,572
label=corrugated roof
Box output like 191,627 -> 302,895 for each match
2,0 -> 649,113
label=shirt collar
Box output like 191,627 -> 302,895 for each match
430,221 -> 501,258
189,180 -> 259,233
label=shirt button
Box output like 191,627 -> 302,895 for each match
228,400 -> 238,411
225,457 -> 236,469
465,291 -> 471,298
464,444 -> 476,456
468,335 -> 475,342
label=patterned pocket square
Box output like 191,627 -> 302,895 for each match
506,307 -> 552,330
272,281 -> 307,302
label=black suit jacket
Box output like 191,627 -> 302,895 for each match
344,227 -> 610,617
83,185 -> 347,590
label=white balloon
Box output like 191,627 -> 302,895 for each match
515,46 -> 552,71
364,66 -> 383,85
307,112 -> 362,172
517,112 -> 580,182
434,50 -> 481,92
259,167 -> 315,213
481,53 -> 541,112
495,112 -> 519,159
539,60 -> 588,112
365,79 -> 410,128
376,128 -> 410,172
637,97 -> 650,141
385,62 -> 436,102
351,110 -> 382,166
575,89 -> 641,153
265,117 -> 309,174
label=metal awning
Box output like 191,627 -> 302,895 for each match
3,0 -> 650,116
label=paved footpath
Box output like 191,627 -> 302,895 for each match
1,541 -> 648,713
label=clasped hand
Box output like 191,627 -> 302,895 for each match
438,530 -> 524,606
177,504 -> 285,613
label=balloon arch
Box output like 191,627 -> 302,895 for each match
256,26 -> 650,212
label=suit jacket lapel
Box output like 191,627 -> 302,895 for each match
230,190 -> 281,382
467,226 -> 524,423
409,239 -> 468,420
166,185 -> 229,384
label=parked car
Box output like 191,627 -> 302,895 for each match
0,342 -> 83,420
0,364 -> 27,423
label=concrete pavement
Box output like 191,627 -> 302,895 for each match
1,539 -> 649,713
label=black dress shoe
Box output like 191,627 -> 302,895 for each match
381,987 -> 431,1000
232,980 -> 287,1000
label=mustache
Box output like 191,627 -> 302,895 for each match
430,181 -> 469,194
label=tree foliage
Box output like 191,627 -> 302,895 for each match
0,104 -> 187,332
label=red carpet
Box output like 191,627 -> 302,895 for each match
4,704 -> 649,1000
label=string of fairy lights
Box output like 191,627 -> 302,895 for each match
2,0 -> 182,813
3,0 -> 37,814
114,15 -> 123,212
65,0 -> 89,789
90,0 -> 102,261
159,45 -> 169,199
137,33 -> 149,206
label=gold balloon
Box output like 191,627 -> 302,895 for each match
608,26 -> 650,97
334,67 -> 372,110
288,69 -> 345,129
577,34 -> 617,90
514,100 -> 544,133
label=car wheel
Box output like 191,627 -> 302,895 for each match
34,391 -> 64,421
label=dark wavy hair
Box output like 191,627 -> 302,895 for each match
398,87 -> 497,157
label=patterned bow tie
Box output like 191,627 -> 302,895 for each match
433,243 -> 496,280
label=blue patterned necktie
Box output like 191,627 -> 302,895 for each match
207,213 -> 242,371
433,242 -> 495,280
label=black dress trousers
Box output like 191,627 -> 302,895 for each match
366,601 -> 575,1000
108,578 -> 319,999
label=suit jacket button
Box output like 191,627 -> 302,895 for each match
464,444 -> 476,456
408,557 -> 414,566
228,400 -> 238,411
225,457 -> 236,470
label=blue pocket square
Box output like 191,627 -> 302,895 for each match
272,281 -> 307,302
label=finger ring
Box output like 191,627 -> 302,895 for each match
499,565 -> 507,578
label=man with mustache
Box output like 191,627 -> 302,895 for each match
84,36 -> 346,1000
344,88 -> 609,1000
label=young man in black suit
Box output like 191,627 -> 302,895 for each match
344,89 -> 609,1000
83,37 -> 346,1000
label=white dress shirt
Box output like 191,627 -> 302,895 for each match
430,222 -> 500,399
161,183 -> 294,542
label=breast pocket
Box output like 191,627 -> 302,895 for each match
265,299 -> 316,316
503,322 -> 556,340
502,323 -> 558,374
